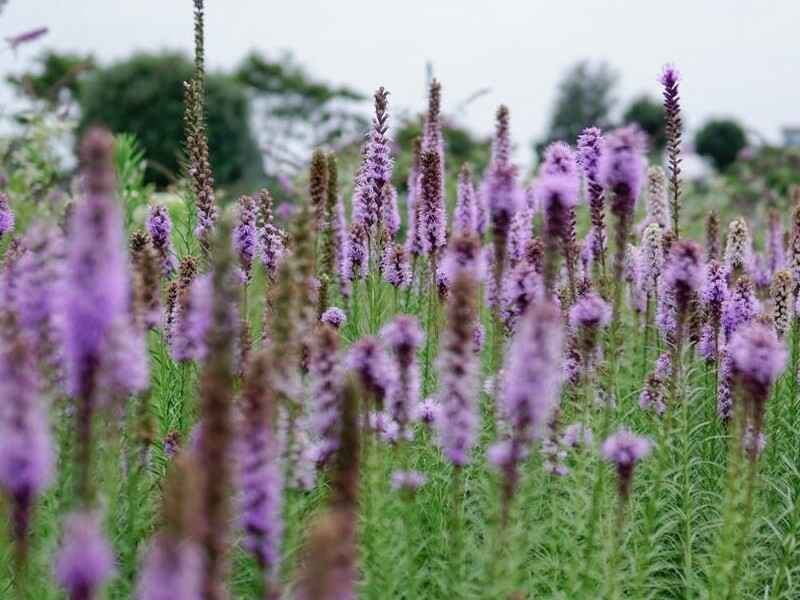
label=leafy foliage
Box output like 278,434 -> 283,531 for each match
696,118 -> 748,171
78,52 -> 263,188
623,95 -> 666,153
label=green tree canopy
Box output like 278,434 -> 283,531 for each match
6,50 -> 94,106
78,52 -> 263,187
623,95 -> 666,153
695,119 -> 747,171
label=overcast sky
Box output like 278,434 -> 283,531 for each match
2,0 -> 799,167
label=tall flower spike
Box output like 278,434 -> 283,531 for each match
577,127 -> 607,273
129,231 -> 162,331
437,266 -> 480,467
171,273 -> 212,362
705,211 -> 720,262
135,455 -> 203,600
643,166 -> 669,230
55,510 -> 116,600
722,275 -> 759,342
65,128 -> 129,504
602,429 -> 651,500
344,222 -> 368,283
702,260 -> 729,352
309,149 -> 329,232
239,350 -> 284,587
789,197 -> 800,292
406,137 -> 424,257
197,220 -> 238,600
383,184 -> 400,239
771,270 -> 792,339
724,217 -> 752,280
320,307 -> 346,329
16,223 -> 65,382
729,322 -> 786,459
310,324 -> 343,466
600,125 -> 646,320
660,64 -> 682,238
767,210 -> 785,277
640,223 -> 664,296
490,300 -> 563,524
295,376 -> 360,600
383,242 -> 411,289
347,337 -> 395,409
0,191 -> 15,239
318,153 -> 338,315
569,292 -> 612,382
419,150 -> 447,257
186,0 -> 216,258
507,205 -> 533,269
454,163 -> 478,236
364,87 -> 394,236
536,143 -> 580,296
663,240 -> 704,312
0,312 -> 54,567
382,315 -> 424,438
255,189 -> 286,284
146,204 -> 177,278
233,195 -> 258,283
423,79 -> 443,156
487,106 -> 519,300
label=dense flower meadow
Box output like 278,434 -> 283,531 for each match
3,3 -> 800,600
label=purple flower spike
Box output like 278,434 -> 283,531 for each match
542,141 -> 579,179
320,307 -> 346,329
146,204 -> 176,278
569,292 -> 612,329
454,164 -> 478,236
602,429 -> 651,465
577,128 -> 605,183
419,150 -> 447,257
64,128 -> 129,400
722,276 -> 759,342
136,535 -> 202,600
348,337 -> 396,406
0,325 -> 54,552
55,511 -> 115,599
171,274 -> 212,362
344,222 -> 368,283
729,323 -> 787,389
413,398 -> 438,426
663,240 -> 703,310
382,316 -> 424,435
233,195 -> 258,283
390,470 -> 427,493
602,429 -> 651,499
0,192 -> 15,239
496,300 -> 564,465
599,125 -> 646,214
382,242 -> 411,289
437,267 -> 481,467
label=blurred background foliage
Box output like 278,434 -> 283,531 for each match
2,47 -> 796,238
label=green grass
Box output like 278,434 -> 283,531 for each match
3,247 -> 800,600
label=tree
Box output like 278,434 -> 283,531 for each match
6,50 -> 95,107
538,61 -> 617,154
695,119 -> 747,171
623,95 -> 666,153
78,52 -> 263,187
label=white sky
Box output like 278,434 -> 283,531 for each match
2,0 -> 799,168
